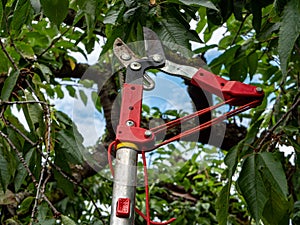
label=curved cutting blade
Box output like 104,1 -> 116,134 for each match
143,27 -> 165,59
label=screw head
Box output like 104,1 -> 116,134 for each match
126,120 -> 135,127
130,62 -> 142,71
152,54 -> 163,63
144,130 -> 152,138
256,87 -> 263,93
121,53 -> 131,61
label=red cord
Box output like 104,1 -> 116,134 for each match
135,208 -> 176,225
108,141 -> 116,177
152,99 -> 260,148
142,152 -> 151,225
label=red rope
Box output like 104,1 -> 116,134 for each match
152,99 -> 260,148
142,152 -> 151,225
150,100 -> 231,135
108,141 -> 116,177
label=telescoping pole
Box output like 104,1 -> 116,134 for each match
110,145 -> 138,225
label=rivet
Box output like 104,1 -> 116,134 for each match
144,130 -> 152,138
126,120 -> 135,127
130,62 -> 142,71
152,54 -> 163,63
121,53 -> 131,61
256,87 -> 263,93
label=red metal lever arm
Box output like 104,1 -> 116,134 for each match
190,68 -> 264,106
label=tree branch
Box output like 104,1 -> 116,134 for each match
256,96 -> 300,151
0,130 -> 61,218
0,39 -> 18,71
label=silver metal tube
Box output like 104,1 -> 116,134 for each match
110,147 -> 138,225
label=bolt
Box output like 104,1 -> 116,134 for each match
121,53 -> 131,61
126,120 -> 135,127
130,62 -> 142,71
152,54 -> 163,63
256,87 -> 263,93
144,130 -> 152,138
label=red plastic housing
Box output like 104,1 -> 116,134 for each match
116,198 -> 131,218
191,68 -> 264,106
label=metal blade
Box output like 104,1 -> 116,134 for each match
113,38 -> 140,67
143,27 -> 165,59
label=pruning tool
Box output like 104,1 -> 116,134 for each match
109,27 -> 264,225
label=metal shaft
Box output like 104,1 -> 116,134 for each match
110,147 -> 138,225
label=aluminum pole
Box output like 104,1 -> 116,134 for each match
110,147 -> 138,225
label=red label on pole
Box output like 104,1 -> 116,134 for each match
116,198 -> 131,218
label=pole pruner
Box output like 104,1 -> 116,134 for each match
108,27 -> 264,225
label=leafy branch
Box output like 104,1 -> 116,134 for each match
256,95 -> 300,152
0,130 -> 61,218
30,104 -> 52,223
0,38 -> 18,71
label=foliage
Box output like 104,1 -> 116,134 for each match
0,0 -> 299,225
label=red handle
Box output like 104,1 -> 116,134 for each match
191,68 -> 264,106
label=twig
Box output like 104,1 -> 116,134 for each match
35,146 -> 104,221
0,130 -> 61,219
1,116 -> 36,146
0,38 -> 19,71
256,96 -> 300,151
37,27 -> 71,59
230,14 -> 250,46
30,105 -> 52,222
0,100 -> 52,106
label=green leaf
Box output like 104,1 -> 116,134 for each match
11,0 -> 32,34
258,152 -> 288,198
229,58 -> 248,81
0,148 -> 11,191
25,92 -> 45,136
34,63 -> 52,83
210,45 -> 240,74
237,154 -> 268,224
15,41 -> 35,59
216,182 -> 230,225
224,146 -> 239,179
278,0 -> 300,75
103,3 -> 125,24
0,49 -> 11,72
53,150 -> 74,197
17,196 -> 35,215
250,1 -> 262,33
0,0 -> 3,25
54,85 -> 64,99
56,129 -> 84,164
155,17 -> 201,57
237,152 -> 289,224
262,187 -> 290,225
14,148 -> 34,192
4,218 -> 19,225
169,0 -> 218,11
79,90 -> 88,105
40,0 -> 69,25
247,52 -> 258,79
61,215 -> 77,225
66,85 -> 77,98
77,0 -> 97,39
1,70 -> 19,101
